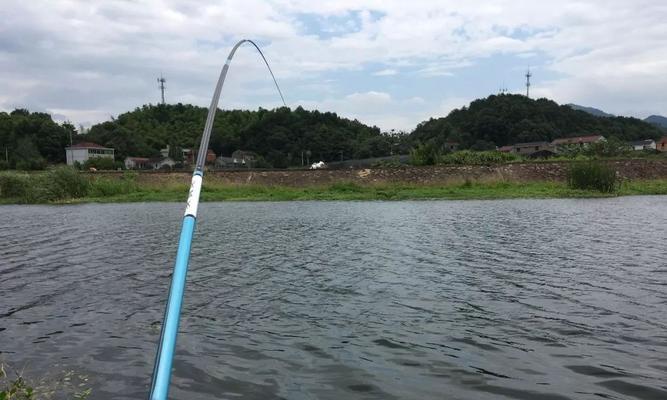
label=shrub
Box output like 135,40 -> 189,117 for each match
15,157 -> 46,171
83,157 -> 118,170
567,162 -> 619,193
89,176 -> 138,197
46,166 -> 90,199
0,172 -> 31,198
1,168 -> 90,203
440,150 -> 521,165
410,142 -> 441,165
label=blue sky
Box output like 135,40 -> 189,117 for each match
1,1 -> 666,131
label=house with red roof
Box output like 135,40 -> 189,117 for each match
657,137 -> 667,152
65,142 -> 114,166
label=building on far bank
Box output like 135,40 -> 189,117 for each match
512,141 -> 553,155
124,157 -> 149,169
657,137 -> 667,152
629,139 -> 656,151
444,141 -> 460,152
231,150 -> 257,167
215,156 -> 234,169
552,135 -> 605,149
497,145 -> 514,153
183,148 -> 216,165
125,156 -> 176,170
66,142 -> 114,166
151,157 -> 176,170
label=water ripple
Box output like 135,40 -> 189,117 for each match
1,197 -> 666,399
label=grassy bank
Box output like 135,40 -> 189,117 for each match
2,168 -> 667,204
82,180 -> 667,202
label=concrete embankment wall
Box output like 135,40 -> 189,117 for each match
98,159 -> 667,187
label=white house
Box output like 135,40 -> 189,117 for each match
151,157 -> 176,170
125,157 -> 149,169
630,139 -> 656,151
66,142 -> 114,166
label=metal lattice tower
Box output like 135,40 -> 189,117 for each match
525,68 -> 532,98
157,75 -> 166,104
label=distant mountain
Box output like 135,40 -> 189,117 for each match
644,115 -> 667,129
566,104 -> 615,118
411,95 -> 663,149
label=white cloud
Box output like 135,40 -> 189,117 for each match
373,69 -> 398,76
0,0 -> 665,128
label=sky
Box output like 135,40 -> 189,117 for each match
1,0 -> 666,131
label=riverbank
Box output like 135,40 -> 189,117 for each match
2,178 -> 667,204
73,180 -> 667,202
2,163 -> 667,204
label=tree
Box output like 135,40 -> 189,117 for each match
15,137 -> 46,170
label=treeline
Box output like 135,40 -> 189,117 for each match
0,109 -> 76,169
83,104 -> 407,167
2,95 -> 664,170
412,94 -> 664,149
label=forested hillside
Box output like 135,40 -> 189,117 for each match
0,109 -> 76,169
411,94 -> 663,150
83,104 -> 397,167
2,95 -> 663,170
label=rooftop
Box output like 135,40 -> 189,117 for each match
514,141 -> 551,147
552,135 -> 604,145
67,141 -> 112,149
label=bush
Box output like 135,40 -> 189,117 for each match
0,168 -> 90,202
410,142 -> 441,165
567,162 -> 619,193
0,172 -> 31,198
83,157 -> 119,170
89,173 -> 138,197
15,157 -> 46,171
440,150 -> 521,165
46,166 -> 89,199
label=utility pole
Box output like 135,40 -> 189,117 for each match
525,68 -> 532,98
157,74 -> 166,105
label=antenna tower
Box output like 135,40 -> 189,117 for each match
525,68 -> 532,98
499,82 -> 508,95
157,75 -> 166,105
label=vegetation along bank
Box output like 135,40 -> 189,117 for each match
1,160 -> 667,204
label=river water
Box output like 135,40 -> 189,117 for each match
1,198 -> 666,399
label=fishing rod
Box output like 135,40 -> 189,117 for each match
149,39 -> 286,400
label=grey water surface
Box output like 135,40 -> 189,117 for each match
1,198 -> 666,399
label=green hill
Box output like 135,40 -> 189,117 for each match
411,94 -> 663,150
83,104 -> 394,167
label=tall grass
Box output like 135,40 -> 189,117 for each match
440,150 -> 522,165
567,162 -> 619,193
1,167 -> 90,203
88,172 -> 138,197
